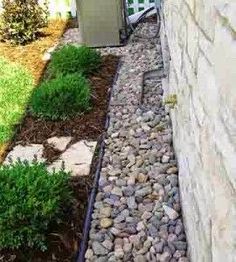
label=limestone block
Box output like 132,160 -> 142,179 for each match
48,140 -> 97,176
4,144 -> 45,164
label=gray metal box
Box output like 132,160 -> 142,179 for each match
76,0 -> 124,47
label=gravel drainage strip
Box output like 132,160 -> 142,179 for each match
84,22 -> 189,262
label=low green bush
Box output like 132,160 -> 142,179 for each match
48,45 -> 102,77
30,73 -> 91,120
0,0 -> 48,44
0,57 -> 34,144
0,161 -> 72,251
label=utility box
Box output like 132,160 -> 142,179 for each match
76,0 -> 125,47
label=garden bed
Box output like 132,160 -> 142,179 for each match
0,54 -> 119,262
1,176 -> 96,262
0,19 -> 69,162
14,55 -> 118,146
0,3 -> 120,259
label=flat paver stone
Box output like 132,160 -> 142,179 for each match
48,140 -> 97,176
4,144 -> 45,164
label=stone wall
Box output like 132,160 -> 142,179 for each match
160,1 -> 236,261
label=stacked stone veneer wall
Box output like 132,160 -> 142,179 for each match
160,1 -> 236,261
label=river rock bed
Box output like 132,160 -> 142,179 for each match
85,22 -> 189,262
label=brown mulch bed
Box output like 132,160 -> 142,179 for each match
15,55 -> 118,145
1,55 -> 119,262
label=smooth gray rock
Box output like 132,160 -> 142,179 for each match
134,255 -> 147,262
92,242 -> 109,255
173,241 -> 187,251
135,186 -> 152,197
163,205 -> 179,220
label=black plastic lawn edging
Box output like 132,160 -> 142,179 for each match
76,60 -> 122,262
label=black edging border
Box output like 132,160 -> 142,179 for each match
76,60 -> 123,262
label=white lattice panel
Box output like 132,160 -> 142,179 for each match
127,0 -> 156,15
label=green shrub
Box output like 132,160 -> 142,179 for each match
0,0 -> 48,44
30,74 -> 91,120
48,45 -> 102,77
0,57 -> 34,144
0,161 -> 72,251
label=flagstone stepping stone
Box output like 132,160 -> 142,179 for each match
48,140 -> 97,176
47,136 -> 72,151
4,144 -> 45,164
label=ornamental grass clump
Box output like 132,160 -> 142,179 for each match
0,0 -> 48,44
0,161 -> 72,251
30,73 -> 91,120
48,45 -> 102,77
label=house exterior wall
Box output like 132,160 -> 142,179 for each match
160,1 -> 236,261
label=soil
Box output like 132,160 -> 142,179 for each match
1,55 -> 120,262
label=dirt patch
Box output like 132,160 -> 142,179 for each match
0,55 -> 119,262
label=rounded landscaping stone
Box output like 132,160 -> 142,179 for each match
85,22 -> 188,262
102,239 -> 113,251
163,205 -> 179,220
100,207 -> 112,218
92,242 -> 109,255
178,258 -> 190,262
100,218 -> 113,229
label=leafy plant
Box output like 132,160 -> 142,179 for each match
48,45 -> 102,77
30,74 -> 91,120
0,161 -> 72,251
164,94 -> 177,108
0,57 -> 34,144
0,0 -> 48,44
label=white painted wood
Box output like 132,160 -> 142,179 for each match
0,0 -> 155,18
